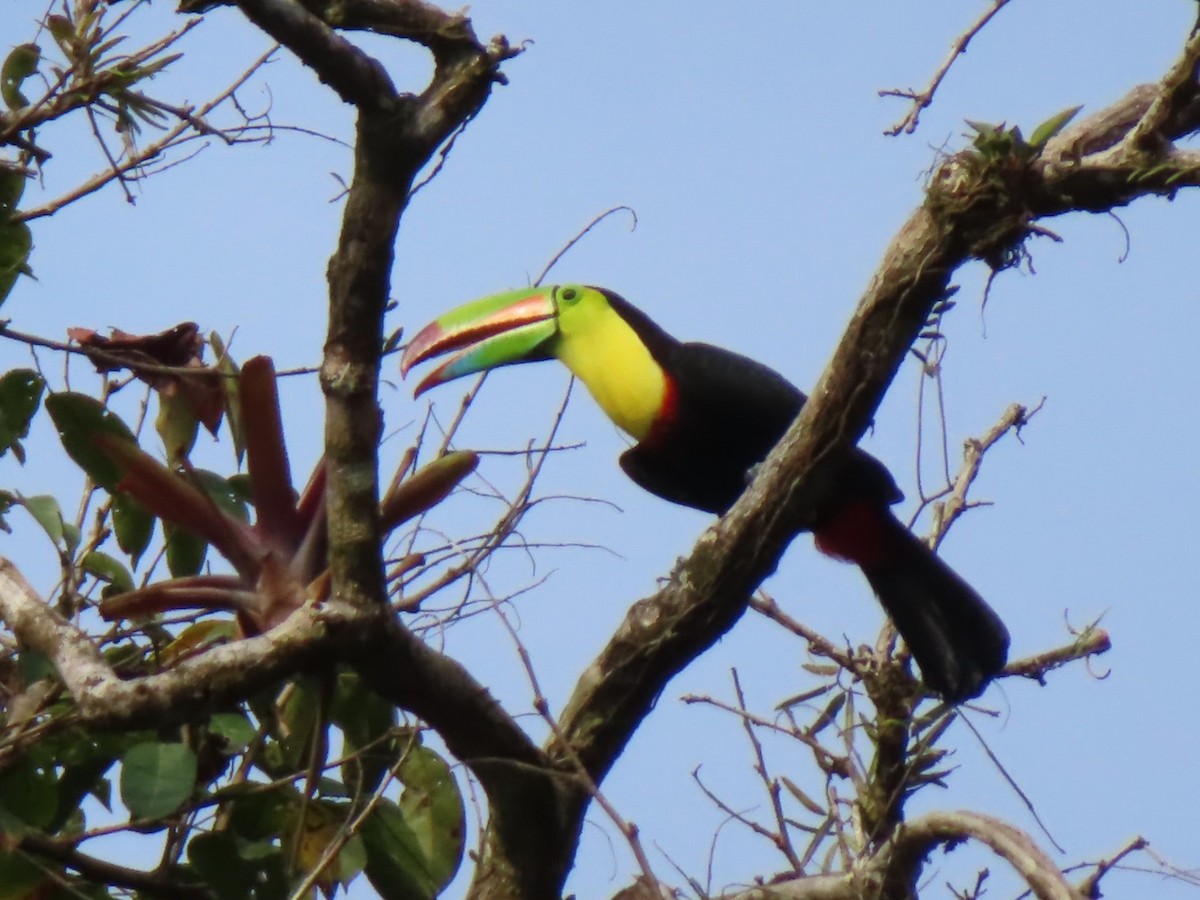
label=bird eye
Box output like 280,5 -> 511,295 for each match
558,286 -> 580,304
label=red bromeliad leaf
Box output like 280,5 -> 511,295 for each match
295,457 -> 327,535
290,481 -> 327,587
93,433 -> 264,580
239,356 -> 304,554
99,574 -> 250,621
94,353 -> 479,640
253,553 -> 309,632
380,451 -> 478,535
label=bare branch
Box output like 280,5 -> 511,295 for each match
880,1 -> 1015,136
1075,836 -> 1149,897
924,400 -> 1044,550
534,206 -> 638,286
882,810 -> 1084,900
1126,22 -> 1200,151
1004,623 -> 1111,683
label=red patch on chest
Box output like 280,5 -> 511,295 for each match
642,375 -> 680,447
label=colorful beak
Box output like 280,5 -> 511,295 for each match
400,288 -> 560,396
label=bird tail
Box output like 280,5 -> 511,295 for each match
815,504 -> 1009,703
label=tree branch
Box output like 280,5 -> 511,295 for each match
881,810 -> 1084,900
925,400 -> 1043,551
17,831 -> 210,900
234,0 -> 397,108
0,557 -> 546,795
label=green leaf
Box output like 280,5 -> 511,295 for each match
120,741 -> 197,820
45,392 -> 138,491
112,490 -> 154,567
965,118 -> 998,139
156,389 -> 199,466
339,833 -> 368,885
49,737 -> 120,832
191,469 -> 250,524
62,520 -> 81,557
0,220 -> 33,308
362,799 -> 442,900
224,783 -> 298,842
0,756 -> 58,829
397,746 -> 464,890
20,493 -> 64,547
285,800 -> 360,895
0,219 -> 31,269
45,16 -> 75,56
81,550 -> 134,594
1029,104 -> 1083,150
0,265 -> 20,307
0,368 -> 44,458
210,332 -> 244,463
20,491 -> 78,554
383,326 -> 404,356
0,165 -> 26,212
1,43 -> 40,109
17,649 -> 56,685
332,671 -> 397,796
273,677 -> 323,775
209,711 -> 257,752
188,830 -> 289,900
358,747 -> 464,899
164,522 -> 207,577
159,619 -> 237,666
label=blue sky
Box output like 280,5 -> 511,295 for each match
3,1 -> 1199,896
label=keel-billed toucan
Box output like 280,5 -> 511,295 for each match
400,285 -> 1009,702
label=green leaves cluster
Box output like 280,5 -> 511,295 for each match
8,5 -> 180,137
1,1 -> 198,313
965,104 -> 1082,165
0,666 -> 465,899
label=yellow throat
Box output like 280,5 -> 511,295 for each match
552,297 -> 667,441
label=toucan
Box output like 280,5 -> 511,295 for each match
399,285 -> 1009,702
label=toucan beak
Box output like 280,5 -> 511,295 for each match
400,288 -> 559,396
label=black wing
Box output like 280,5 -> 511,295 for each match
619,342 -> 900,515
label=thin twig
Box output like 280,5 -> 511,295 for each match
913,399 -> 1044,550
16,46 -> 278,222
533,206 -> 638,286
880,0 -> 1015,136
959,712 -> 1065,854
492,596 -> 664,890
732,667 -> 803,869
